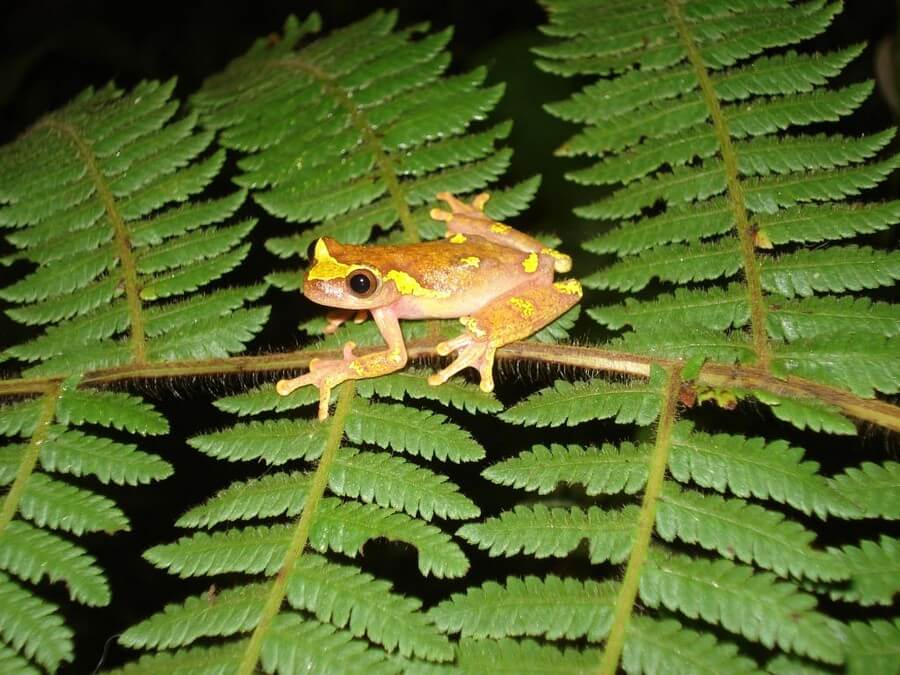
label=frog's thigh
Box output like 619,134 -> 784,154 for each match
429,279 -> 582,391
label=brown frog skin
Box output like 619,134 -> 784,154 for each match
277,191 -> 582,419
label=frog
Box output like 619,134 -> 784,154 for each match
276,191 -> 582,419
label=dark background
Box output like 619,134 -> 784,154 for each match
0,1 -> 897,673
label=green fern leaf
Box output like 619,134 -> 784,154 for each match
845,619 -> 900,675
129,190 -> 246,247
108,641 -> 245,675
18,473 -> 129,535
148,306 -> 271,360
457,504 -> 638,564
176,471 -> 310,528
829,462 -> 899,520
642,551 -> 844,663
354,370 -> 502,414
0,248 -> 115,303
120,582 -> 268,649
614,326 -> 755,365
139,243 -> 250,301
0,399 -> 42,438
482,441 -> 650,495
406,637 -> 600,675
0,444 -> 24,486
151,498 -> 468,579
584,239 -> 741,292
0,572 -> 73,671
667,421 -> 858,518
752,390 -> 857,435
38,428 -> 172,485
212,384 -> 321,417
0,520 -> 109,606
329,448 -> 479,520
4,303 -> 130,362
656,484 -> 844,581
501,368 -> 664,427
589,285 -> 749,331
187,419 -> 328,465
766,295 -> 900,341
772,335 -> 899,397
55,389 -> 168,435
134,219 -> 256,275
429,575 -> 616,640
825,536 -> 900,606
0,642 -> 40,675
285,553 -> 453,660
260,612 -> 397,675
622,616 -> 759,675
756,201 -> 900,246
5,277 -> 120,326
761,246 -> 900,297
344,399 -> 486,462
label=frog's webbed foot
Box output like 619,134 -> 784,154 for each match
323,309 -> 368,335
428,327 -> 497,393
276,341 -> 359,420
430,191 -> 491,223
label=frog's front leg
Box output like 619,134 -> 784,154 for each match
324,308 -> 368,335
428,278 -> 583,392
277,307 -> 407,420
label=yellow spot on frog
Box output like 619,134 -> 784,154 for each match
542,247 -> 572,273
385,269 -> 450,298
449,233 -> 467,244
554,279 -> 583,297
460,256 -> 480,268
349,360 -> 367,375
490,222 -> 511,234
307,239 -> 354,281
508,297 -> 535,318
460,315 -> 486,337
522,252 -> 539,273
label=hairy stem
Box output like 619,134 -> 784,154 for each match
667,0 -> 770,367
38,119 -> 148,363
237,382 -> 355,675
1,340 -> 897,431
283,57 -> 419,243
598,365 -> 682,675
0,382 -> 59,538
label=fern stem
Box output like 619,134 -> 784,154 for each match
283,57 -> 420,243
0,382 -> 59,538
2,341 -> 898,430
666,0 -> 770,368
236,382 -> 355,675
598,365 -> 681,675
38,119 -> 148,363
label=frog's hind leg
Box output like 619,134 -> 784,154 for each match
428,278 -> 583,392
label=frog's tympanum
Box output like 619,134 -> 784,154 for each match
277,192 -> 582,419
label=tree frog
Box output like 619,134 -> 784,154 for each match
277,192 -> 582,419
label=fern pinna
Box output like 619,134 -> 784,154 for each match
0,80 -> 265,669
423,0 -> 894,673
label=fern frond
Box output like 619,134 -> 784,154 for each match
150,498 -> 468,579
354,370 -> 503,414
482,442 -> 650,495
0,520 -> 108,606
285,553 -> 453,660
642,551 -> 843,663
844,619 -> 900,675
55,388 -> 168,435
406,638 -> 600,675
38,428 -> 171,485
260,613 -> 397,675
656,484 -> 843,581
18,473 -> 128,535
0,572 -> 72,671
590,285 -> 749,331
667,421 -> 858,518
187,419 -> 328,464
825,536 -> 900,607
501,367 -> 665,427
622,616 -> 759,675
761,246 -> 900,297
752,389 -> 857,435
194,10 -> 520,252
328,448 -> 479,521
829,462 -> 899,520
457,504 -> 638,564
121,582 -> 268,649
429,575 -> 616,640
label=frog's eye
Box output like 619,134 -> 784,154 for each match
347,269 -> 378,298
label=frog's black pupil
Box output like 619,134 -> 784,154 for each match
350,273 -> 371,295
